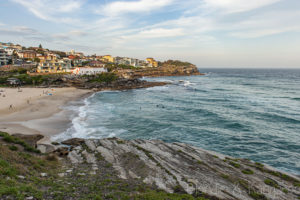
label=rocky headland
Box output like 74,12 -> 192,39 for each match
115,63 -> 203,79
1,133 -> 299,200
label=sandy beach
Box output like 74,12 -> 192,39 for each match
0,87 -> 92,144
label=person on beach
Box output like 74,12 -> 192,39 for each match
9,104 -> 13,109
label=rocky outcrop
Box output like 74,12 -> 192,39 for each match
12,134 -> 43,148
60,138 -> 300,200
115,65 -> 204,79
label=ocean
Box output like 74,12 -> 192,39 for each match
55,68 -> 300,175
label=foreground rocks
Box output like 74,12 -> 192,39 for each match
58,138 -> 300,200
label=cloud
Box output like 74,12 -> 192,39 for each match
203,0 -> 282,13
69,30 -> 88,37
0,26 -> 40,36
98,0 -> 173,16
133,28 -> 184,38
228,10 -> 300,38
11,0 -> 84,21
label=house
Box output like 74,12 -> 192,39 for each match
72,67 -> 107,75
0,48 -> 10,66
146,58 -> 158,67
17,50 -> 37,59
37,59 -> 72,73
89,60 -> 105,67
115,57 -> 140,67
102,55 -> 115,63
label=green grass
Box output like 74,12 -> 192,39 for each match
249,191 -> 267,200
242,169 -> 254,175
9,145 -> 18,151
229,161 -> 241,168
264,179 -> 279,189
282,188 -> 288,194
0,132 -> 40,153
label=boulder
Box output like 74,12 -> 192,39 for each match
37,144 -> 55,153
61,138 -> 85,146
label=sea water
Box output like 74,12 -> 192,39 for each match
56,68 -> 300,175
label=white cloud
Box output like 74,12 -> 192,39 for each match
228,10 -> 300,38
135,28 -> 184,38
203,0 -> 282,13
11,0 -> 84,21
98,0 -> 173,16
0,26 -> 40,36
69,30 -> 88,37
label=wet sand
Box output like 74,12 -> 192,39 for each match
0,87 -> 92,144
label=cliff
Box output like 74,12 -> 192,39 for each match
115,64 -> 204,79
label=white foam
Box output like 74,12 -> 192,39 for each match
52,92 -> 127,141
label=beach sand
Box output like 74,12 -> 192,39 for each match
0,87 -> 92,144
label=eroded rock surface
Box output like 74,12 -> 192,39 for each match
61,138 -> 300,200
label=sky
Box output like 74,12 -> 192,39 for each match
0,0 -> 300,68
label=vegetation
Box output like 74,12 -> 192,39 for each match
106,63 -> 136,72
229,161 -> 241,168
161,60 -> 193,67
264,179 -> 279,189
0,132 -> 40,153
88,72 -> 118,83
0,133 -> 211,200
242,169 -> 254,175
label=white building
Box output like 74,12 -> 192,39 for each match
115,57 -> 140,67
0,48 -> 10,66
72,67 -> 107,75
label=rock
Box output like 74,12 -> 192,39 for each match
54,147 -> 69,156
63,138 -> 300,200
77,173 -> 86,176
40,173 -> 47,177
66,169 -> 73,173
12,134 -> 44,148
37,144 -> 55,153
58,173 -> 65,177
17,175 -> 25,179
26,196 -> 34,200
61,138 -> 85,146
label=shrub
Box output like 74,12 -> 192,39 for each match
9,145 -> 18,151
90,73 -> 118,83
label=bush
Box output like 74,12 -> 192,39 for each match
90,73 -> 118,83
9,146 -> 18,151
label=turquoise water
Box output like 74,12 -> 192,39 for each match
59,69 -> 300,175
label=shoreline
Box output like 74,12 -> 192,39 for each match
0,81 -> 167,145
0,87 -> 93,145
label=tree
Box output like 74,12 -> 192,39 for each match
39,44 -> 43,49
34,58 -> 40,63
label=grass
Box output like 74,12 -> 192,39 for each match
9,145 -> 18,151
0,132 -> 40,153
220,173 -> 230,179
229,161 -> 241,168
242,169 -> 254,175
264,179 -> 279,189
